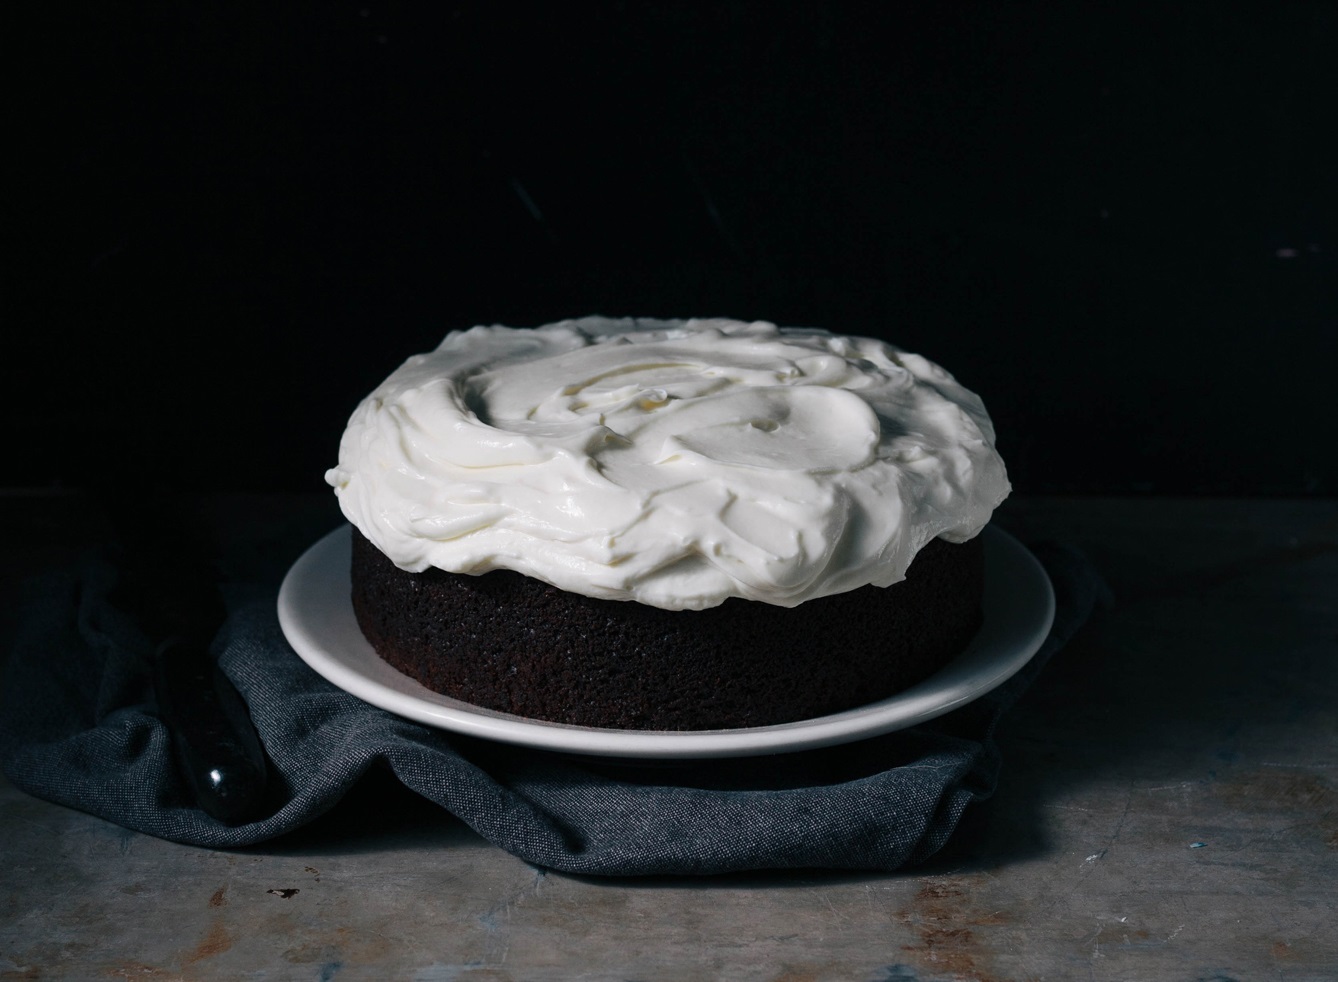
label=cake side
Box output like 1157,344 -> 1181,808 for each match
350,529 -> 985,730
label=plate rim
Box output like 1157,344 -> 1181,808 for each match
277,523 -> 1055,759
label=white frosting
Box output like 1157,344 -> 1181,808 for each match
326,317 -> 1010,610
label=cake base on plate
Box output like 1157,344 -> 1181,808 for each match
277,524 -> 1054,758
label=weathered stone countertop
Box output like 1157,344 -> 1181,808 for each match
2,492 -> 1335,980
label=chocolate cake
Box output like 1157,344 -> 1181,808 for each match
350,529 -> 985,730
327,317 -> 1011,730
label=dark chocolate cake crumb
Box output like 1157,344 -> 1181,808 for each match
349,531 -> 985,730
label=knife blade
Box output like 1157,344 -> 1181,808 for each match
106,491 -> 268,824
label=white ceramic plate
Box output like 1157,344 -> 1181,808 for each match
277,524 -> 1054,759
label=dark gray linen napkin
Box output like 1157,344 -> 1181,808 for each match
0,542 -> 1104,876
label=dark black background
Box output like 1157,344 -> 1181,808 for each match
10,2 -> 1337,497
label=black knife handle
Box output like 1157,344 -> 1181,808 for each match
153,636 -> 269,825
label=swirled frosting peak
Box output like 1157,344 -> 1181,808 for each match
326,317 -> 1010,610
